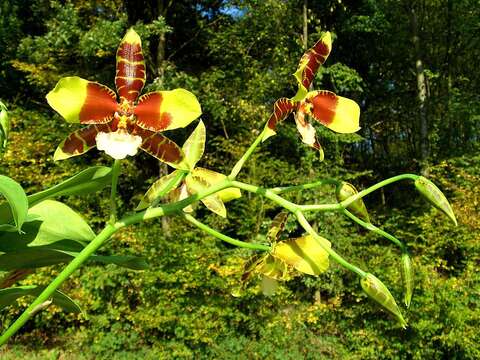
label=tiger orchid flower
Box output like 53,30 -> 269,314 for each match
46,28 -> 201,164
263,32 -> 360,157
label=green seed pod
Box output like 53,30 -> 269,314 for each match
0,101 -> 9,151
336,182 -> 370,222
414,176 -> 457,226
360,273 -> 407,328
401,253 -> 414,308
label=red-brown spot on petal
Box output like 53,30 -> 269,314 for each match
79,83 -> 118,124
307,91 -> 338,126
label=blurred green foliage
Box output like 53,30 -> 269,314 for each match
0,0 -> 479,358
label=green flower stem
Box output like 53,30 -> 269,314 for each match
0,223 -> 118,346
270,178 -> 340,195
182,213 -> 270,251
342,209 -> 406,252
229,127 -> 268,180
340,174 -> 419,209
299,203 -> 342,212
295,212 -> 367,278
109,159 -> 122,224
230,180 -> 299,213
229,180 -> 367,277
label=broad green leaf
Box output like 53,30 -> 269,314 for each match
336,182 -> 370,223
0,200 -> 94,252
0,285 -> 81,313
414,176 -> 457,225
0,248 -> 147,271
136,170 -> 186,210
360,273 -> 407,328
0,175 -> 28,232
272,235 -> 330,275
182,120 -> 206,169
191,167 -> 241,202
185,173 -> 226,217
27,166 -> 112,207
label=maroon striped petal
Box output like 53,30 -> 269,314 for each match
133,126 -> 185,166
294,32 -> 332,90
53,124 -> 113,161
115,29 -> 146,104
263,98 -> 298,141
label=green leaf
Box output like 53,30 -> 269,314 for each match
136,170 -> 186,210
27,166 -> 112,207
0,200 -> 95,252
0,175 -> 28,233
360,273 -> 407,328
0,285 -> 81,313
414,176 -> 457,225
182,120 -> 206,169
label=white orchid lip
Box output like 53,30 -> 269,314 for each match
95,129 -> 142,160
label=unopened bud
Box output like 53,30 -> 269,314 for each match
360,273 -> 407,328
0,102 -> 9,151
414,176 -> 457,226
401,253 -> 414,308
336,182 -> 370,222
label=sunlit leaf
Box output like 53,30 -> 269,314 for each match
272,235 -> 330,276
0,285 -> 81,313
0,175 -> 28,233
0,200 -> 94,252
414,176 -> 457,225
182,120 -> 206,169
27,166 -> 112,207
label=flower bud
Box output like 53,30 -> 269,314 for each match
401,253 -> 414,308
0,102 -> 9,151
360,273 -> 407,328
336,182 -> 370,222
414,176 -> 457,226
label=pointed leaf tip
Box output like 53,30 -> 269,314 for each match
414,176 -> 457,226
361,273 -> 407,328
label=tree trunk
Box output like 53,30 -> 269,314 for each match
409,4 -> 429,174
